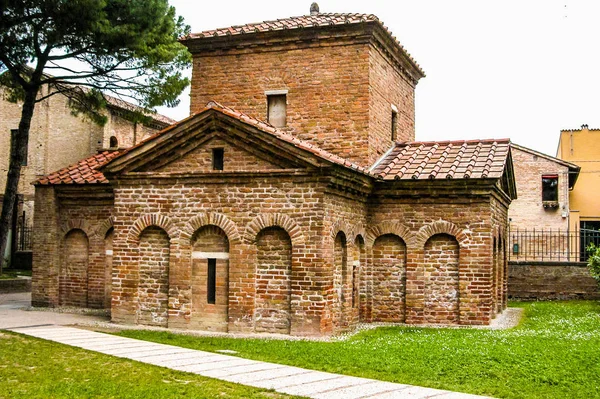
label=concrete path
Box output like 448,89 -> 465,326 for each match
7,324 -> 493,399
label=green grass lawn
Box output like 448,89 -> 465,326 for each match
117,301 -> 600,399
0,332 -> 304,399
0,269 -> 31,280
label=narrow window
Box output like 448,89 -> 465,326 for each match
10,129 -> 27,166
352,265 -> 358,308
542,175 -> 558,202
391,110 -> 398,141
267,94 -> 287,128
109,136 -> 118,148
212,148 -> 224,171
207,258 -> 216,304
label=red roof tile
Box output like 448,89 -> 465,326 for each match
35,150 -> 123,186
372,139 -> 511,180
185,13 -> 424,76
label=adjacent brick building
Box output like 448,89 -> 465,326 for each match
0,82 -> 174,232
32,8 -> 517,336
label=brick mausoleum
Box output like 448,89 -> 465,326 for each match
32,6 -> 517,336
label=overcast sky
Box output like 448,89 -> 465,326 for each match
157,0 -> 600,157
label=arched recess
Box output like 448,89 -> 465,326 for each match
491,235 -> 498,316
371,234 -> 407,322
334,231 -> 348,326
191,225 -> 230,332
128,214 -> 177,244
181,213 -> 241,245
254,226 -> 292,334
366,221 -> 414,248
60,229 -> 89,307
137,225 -> 170,327
353,235 -> 365,311
415,220 -> 469,248
244,213 -> 304,247
499,234 -> 506,311
423,233 -> 460,324
95,216 -> 115,239
104,227 -> 114,309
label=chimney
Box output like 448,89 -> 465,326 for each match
582,124 -> 589,130
310,2 -> 320,15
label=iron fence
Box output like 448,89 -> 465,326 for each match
508,228 -> 600,262
17,224 -> 32,251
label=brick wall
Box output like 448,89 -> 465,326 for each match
157,138 -> 282,173
31,185 -> 114,309
60,229 -> 89,307
368,45 -> 416,153
189,38 -> 417,167
137,226 -> 170,327
509,147 -> 570,231
368,184 -> 505,326
509,262 -> 600,300
371,234 -> 407,322
255,226 -> 292,334
423,234 -> 459,324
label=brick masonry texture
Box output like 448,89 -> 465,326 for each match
31,10 -> 516,336
508,146 -> 572,231
509,262 -> 600,300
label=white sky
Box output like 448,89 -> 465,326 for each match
157,0 -> 600,157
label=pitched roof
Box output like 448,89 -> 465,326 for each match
35,150 -> 123,185
371,139 -> 511,180
184,12 -> 424,77
103,101 -> 372,176
511,143 -> 580,189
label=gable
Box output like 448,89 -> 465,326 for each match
154,136 -> 286,173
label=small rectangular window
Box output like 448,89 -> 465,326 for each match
391,110 -> 398,141
207,258 -> 216,304
542,174 -> 558,202
267,94 -> 287,128
212,148 -> 224,171
10,129 -> 27,166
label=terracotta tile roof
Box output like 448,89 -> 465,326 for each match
35,150 -> 123,185
372,139 -> 511,180
186,13 -> 424,76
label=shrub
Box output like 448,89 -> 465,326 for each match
587,243 -> 600,285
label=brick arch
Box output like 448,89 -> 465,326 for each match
330,219 -> 353,241
351,222 -> 367,244
180,213 -> 241,244
127,214 -> 177,243
244,213 -> 304,246
60,219 -> 92,238
415,220 -> 469,248
94,216 -> 115,239
366,221 -> 414,247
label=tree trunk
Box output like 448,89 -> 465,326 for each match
0,87 -> 38,274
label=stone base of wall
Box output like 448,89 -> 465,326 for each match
0,277 -> 32,293
509,261 -> 600,300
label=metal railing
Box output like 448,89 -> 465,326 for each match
508,228 -> 600,262
17,224 -> 32,251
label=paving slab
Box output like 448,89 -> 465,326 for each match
6,325 -> 495,399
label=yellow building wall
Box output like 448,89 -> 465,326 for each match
557,126 -> 600,220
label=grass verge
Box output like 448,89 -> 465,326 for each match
117,301 -> 600,399
0,332 -> 304,399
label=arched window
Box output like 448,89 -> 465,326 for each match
109,136 -> 118,148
